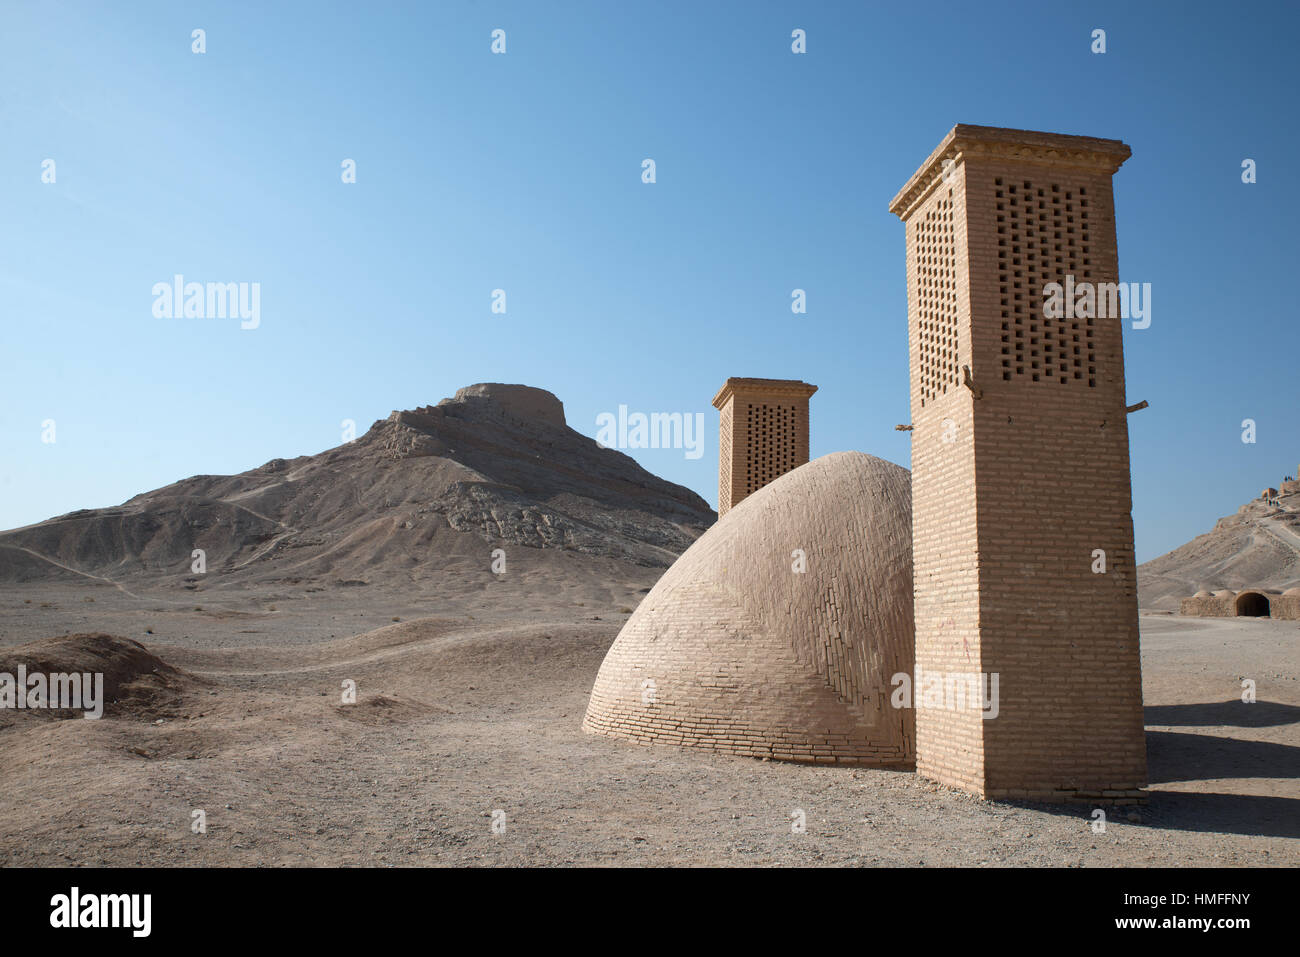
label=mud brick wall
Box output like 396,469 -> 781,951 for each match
1179,594 -> 1236,617
584,452 -> 915,765
1181,591 -> 1300,620
712,379 -> 816,517
891,125 -> 1147,802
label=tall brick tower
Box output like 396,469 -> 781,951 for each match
712,378 -> 817,517
889,126 -> 1146,802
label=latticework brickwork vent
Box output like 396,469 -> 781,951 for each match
712,378 -> 816,517
917,192 -> 960,406
717,409 -> 732,503
995,177 -> 1097,386
891,125 -> 1145,803
745,403 -> 799,495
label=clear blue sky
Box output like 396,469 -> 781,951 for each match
2,0 -> 1297,563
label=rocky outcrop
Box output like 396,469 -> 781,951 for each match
0,384 -> 716,582
1139,491 -> 1300,609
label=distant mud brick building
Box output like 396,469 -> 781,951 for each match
711,378 -> 817,517
890,125 -> 1147,803
1180,587 -> 1299,619
1179,590 -> 1233,617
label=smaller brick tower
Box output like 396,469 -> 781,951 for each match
712,378 -> 817,517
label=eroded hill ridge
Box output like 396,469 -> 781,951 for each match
0,383 -> 715,584
1138,481 -> 1300,609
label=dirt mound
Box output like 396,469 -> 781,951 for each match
0,633 -> 196,723
0,383 -> 715,585
335,693 -> 453,725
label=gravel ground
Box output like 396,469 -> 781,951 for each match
0,584 -> 1296,867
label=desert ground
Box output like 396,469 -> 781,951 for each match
1,574 -> 1295,867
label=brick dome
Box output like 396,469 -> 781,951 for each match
582,451 -> 915,766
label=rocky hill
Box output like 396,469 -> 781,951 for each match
0,384 -> 715,585
1138,488 -> 1300,609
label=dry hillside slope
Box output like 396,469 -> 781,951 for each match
0,383 -> 716,588
1139,489 -> 1300,609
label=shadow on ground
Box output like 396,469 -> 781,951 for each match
1145,699 -> 1300,729
1138,791 -> 1300,840
1000,788 -> 1300,841
1145,729 -> 1299,786
994,710 -> 1300,841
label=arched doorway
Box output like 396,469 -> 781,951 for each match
1235,592 -> 1271,617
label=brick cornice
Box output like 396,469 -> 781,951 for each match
712,377 -> 818,409
889,124 -> 1131,222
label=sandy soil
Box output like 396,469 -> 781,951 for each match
0,582 -> 1296,867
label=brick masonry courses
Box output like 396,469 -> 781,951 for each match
711,378 -> 817,517
890,125 -> 1148,803
583,452 -> 916,765
583,125 -> 1156,804
1180,589 -> 1300,619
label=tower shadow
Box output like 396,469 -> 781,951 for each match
1144,729 -> 1300,784
1139,718 -> 1300,836
1145,699 -> 1300,729
999,714 -> 1300,838
1136,790 -> 1300,839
